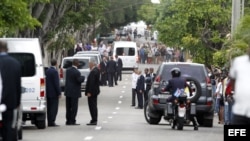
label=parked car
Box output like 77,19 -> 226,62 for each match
144,62 -> 214,127
59,56 -> 91,91
74,51 -> 102,66
98,33 -> 116,44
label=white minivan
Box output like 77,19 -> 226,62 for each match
0,38 -> 47,129
112,41 -> 138,70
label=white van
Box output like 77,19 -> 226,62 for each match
112,41 -> 138,70
0,38 -> 46,129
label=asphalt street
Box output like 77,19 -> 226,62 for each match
22,64 -> 223,141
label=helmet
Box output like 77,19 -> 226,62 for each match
170,67 -> 181,77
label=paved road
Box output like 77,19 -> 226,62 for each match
22,64 -> 223,141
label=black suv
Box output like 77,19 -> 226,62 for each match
144,62 -> 214,127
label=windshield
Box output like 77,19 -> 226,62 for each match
63,58 -> 89,69
74,54 -> 100,64
161,64 -> 207,83
116,47 -> 135,56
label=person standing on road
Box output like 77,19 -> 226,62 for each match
131,67 -> 138,107
144,68 -> 151,103
85,59 -> 100,125
100,56 -> 108,86
136,70 -> 145,109
64,59 -> 85,125
45,59 -> 61,127
229,48 -> 250,125
107,56 -> 117,87
115,55 -> 123,81
0,41 -> 22,141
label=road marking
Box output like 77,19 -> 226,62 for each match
121,90 -> 125,93
118,101 -> 122,104
112,112 -> 117,114
84,136 -> 93,140
125,78 -> 128,81
108,116 -> 113,119
123,86 -> 126,88
119,96 -> 123,98
95,126 -> 102,130
115,107 -> 120,110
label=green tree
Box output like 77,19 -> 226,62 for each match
0,0 -> 41,36
154,0 -> 231,65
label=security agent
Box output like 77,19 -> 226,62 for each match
0,40 -> 22,141
163,67 -> 199,130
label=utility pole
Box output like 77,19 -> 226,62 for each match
231,0 -> 244,38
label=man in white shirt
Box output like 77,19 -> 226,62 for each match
131,68 -> 138,107
229,49 -> 250,124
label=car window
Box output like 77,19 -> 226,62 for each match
74,54 -> 100,64
9,53 -> 35,77
162,64 -> 206,82
63,58 -> 89,69
116,47 -> 135,56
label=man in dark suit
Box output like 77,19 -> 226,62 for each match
106,56 -> 117,87
45,59 -> 61,127
115,55 -> 123,81
0,41 -> 21,141
144,68 -> 151,103
85,59 -> 100,125
136,70 -> 145,109
100,56 -> 107,86
64,59 -> 85,125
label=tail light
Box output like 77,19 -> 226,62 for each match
179,104 -> 185,108
206,77 -> 211,84
40,78 -> 45,97
136,55 -> 139,63
153,75 -> 161,88
206,101 -> 213,106
59,68 -> 63,78
153,99 -> 159,104
206,76 -> 212,90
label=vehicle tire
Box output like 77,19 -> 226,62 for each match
177,117 -> 184,130
35,120 -> 46,129
18,126 -> 23,140
184,77 -> 202,103
144,101 -> 161,124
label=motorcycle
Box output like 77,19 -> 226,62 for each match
163,89 -> 197,130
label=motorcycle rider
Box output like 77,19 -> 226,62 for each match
163,67 -> 199,130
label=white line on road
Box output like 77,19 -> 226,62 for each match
95,126 -> 102,130
119,96 -> 123,98
118,101 -> 122,104
84,136 -> 93,140
112,112 -> 117,114
121,90 -> 125,93
123,86 -> 126,88
108,116 -> 113,119
115,107 -> 120,110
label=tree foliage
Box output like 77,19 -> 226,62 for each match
0,0 -> 41,36
152,0 -> 232,65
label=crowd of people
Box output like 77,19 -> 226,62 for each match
137,43 -> 185,64
72,33 -> 185,65
131,67 -> 156,109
